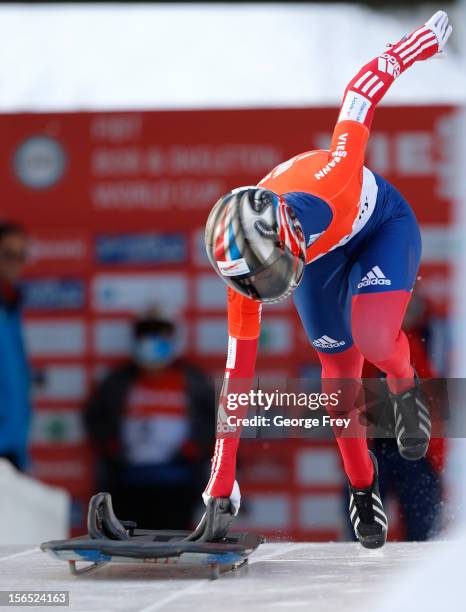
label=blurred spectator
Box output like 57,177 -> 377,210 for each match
361,292 -> 445,541
0,222 -> 31,471
84,308 -> 215,530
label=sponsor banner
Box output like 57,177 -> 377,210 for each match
312,107 -> 456,224
30,445 -> 95,498
24,320 -> 86,357
259,318 -> 293,354
93,318 -> 188,358
193,228 -> 210,267
91,178 -> 225,215
33,458 -> 87,481
195,319 -> 227,354
417,263 -> 451,315
93,319 -> 133,356
96,233 -> 187,265
295,448 -> 344,486
22,279 -> 85,310
0,107 -> 455,231
0,106 -> 455,535
26,234 -> 89,272
239,442 -> 293,486
30,409 -> 85,444
234,495 -> 291,529
91,142 -> 282,177
420,226 -> 457,263
92,273 -> 188,312
265,297 -> 292,312
299,494 -> 343,529
33,365 -> 87,401
196,317 -> 292,355
195,274 -> 292,312
196,274 -> 226,310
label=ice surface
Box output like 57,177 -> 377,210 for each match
0,541 -> 454,612
374,526 -> 466,612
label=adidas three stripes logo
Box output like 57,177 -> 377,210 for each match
357,266 -> 392,289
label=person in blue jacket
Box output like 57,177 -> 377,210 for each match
0,222 -> 31,470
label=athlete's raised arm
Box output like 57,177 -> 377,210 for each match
317,10 -> 452,202
292,10 -> 453,263
324,11 -> 452,189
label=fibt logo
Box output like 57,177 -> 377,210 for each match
358,266 -> 392,289
14,136 -> 66,190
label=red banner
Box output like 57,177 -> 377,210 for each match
0,106 -> 454,536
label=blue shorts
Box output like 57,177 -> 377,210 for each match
293,174 -> 422,353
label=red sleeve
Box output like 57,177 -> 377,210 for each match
204,289 -> 261,498
203,335 -> 259,498
338,23 -> 439,129
227,287 -> 261,340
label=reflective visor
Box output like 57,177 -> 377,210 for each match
228,248 -> 305,303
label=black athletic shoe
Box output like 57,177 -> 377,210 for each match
388,375 -> 431,461
349,451 -> 387,549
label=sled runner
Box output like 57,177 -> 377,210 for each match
41,492 -> 264,579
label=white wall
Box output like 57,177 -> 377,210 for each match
0,2 -> 463,112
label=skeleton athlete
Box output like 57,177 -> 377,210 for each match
200,11 -> 452,549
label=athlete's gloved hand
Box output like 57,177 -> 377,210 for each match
389,10 -> 452,67
426,10 -> 453,58
203,479 -> 241,516
184,481 -> 241,542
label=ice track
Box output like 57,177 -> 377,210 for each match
0,541 -> 455,612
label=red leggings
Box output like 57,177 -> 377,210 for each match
319,290 -> 414,488
205,290 -> 415,499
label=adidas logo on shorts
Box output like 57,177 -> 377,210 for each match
312,335 -> 346,349
357,266 -> 392,289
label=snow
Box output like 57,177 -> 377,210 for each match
373,526 -> 466,612
0,540 -> 460,612
0,460 -> 69,546
0,3 -> 464,112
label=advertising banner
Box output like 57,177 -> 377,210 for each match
0,106 -> 454,536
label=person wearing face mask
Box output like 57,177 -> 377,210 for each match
0,222 -> 31,472
84,309 -> 215,530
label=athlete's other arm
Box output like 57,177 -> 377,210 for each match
305,10 -> 452,260
202,288 -> 260,508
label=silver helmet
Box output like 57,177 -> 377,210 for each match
205,187 -> 306,303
